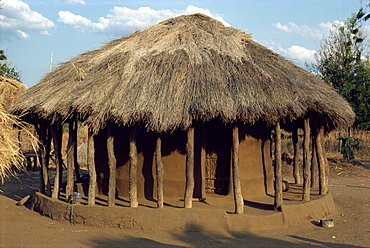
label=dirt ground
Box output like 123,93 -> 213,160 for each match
0,159 -> 369,248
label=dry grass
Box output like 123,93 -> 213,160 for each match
324,129 -> 370,159
0,111 -> 38,183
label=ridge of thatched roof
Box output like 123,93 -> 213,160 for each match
0,77 -> 27,112
11,14 -> 355,133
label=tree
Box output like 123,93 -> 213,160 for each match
310,4 -> 370,129
0,50 -> 22,82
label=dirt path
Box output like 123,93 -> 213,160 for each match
0,161 -> 369,247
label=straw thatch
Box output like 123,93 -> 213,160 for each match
11,14 -> 354,133
0,77 -> 38,183
0,77 -> 27,112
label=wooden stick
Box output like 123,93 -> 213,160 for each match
37,122 -> 52,196
129,126 -> 138,208
107,124 -> 117,207
316,127 -> 328,195
184,126 -> 195,208
66,120 -> 77,201
311,135 -> 318,188
232,124 -> 244,214
156,134 -> 164,208
302,118 -> 311,201
87,130 -> 96,205
292,128 -> 301,184
51,123 -> 63,199
274,123 -> 283,210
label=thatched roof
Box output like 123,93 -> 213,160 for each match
0,77 -> 27,112
11,14 -> 354,133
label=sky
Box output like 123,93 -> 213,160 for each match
0,0 -> 369,87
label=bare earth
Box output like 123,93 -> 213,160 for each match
0,160 -> 369,248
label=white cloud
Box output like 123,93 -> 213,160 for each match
58,5 -> 230,36
273,21 -> 336,41
0,0 -> 55,41
263,40 -> 316,66
67,0 -> 86,5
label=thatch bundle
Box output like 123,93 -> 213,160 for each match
0,77 -> 38,183
11,14 -> 355,133
0,111 -> 36,183
0,77 -> 27,112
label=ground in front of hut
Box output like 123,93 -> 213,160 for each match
0,160 -> 369,248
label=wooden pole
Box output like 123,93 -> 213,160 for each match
232,124 -> 244,214
316,127 -> 328,195
107,124 -> 117,207
129,126 -> 138,208
37,122 -> 52,196
51,123 -> 63,199
274,123 -> 283,210
184,126 -> 195,208
311,135 -> 318,188
45,125 -> 52,196
66,120 -> 77,201
292,128 -> 301,184
156,134 -> 164,208
302,118 -> 311,201
87,130 -> 96,205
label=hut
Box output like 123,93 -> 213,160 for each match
11,14 -> 354,220
0,77 -> 34,182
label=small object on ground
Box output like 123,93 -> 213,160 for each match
282,179 -> 290,192
16,195 -> 31,206
320,218 -> 334,227
71,192 -> 82,204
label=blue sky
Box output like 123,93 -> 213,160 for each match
1,0 -> 368,87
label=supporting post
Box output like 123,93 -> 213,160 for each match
66,120 -> 77,201
184,126 -> 195,208
292,128 -> 301,184
316,127 -> 328,195
37,122 -> 52,196
87,130 -> 96,205
129,126 -> 138,208
107,124 -> 116,207
51,123 -> 63,199
274,123 -> 283,210
311,135 -> 318,188
302,118 -> 311,201
156,134 -> 164,208
232,124 -> 244,214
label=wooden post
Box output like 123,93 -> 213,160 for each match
51,123 -> 63,199
107,124 -> 116,207
37,122 -> 52,196
311,135 -> 318,188
232,124 -> 244,214
292,128 -> 301,184
129,126 -> 138,208
316,127 -> 328,195
184,126 -> 195,208
274,123 -> 283,210
87,130 -> 96,205
156,134 -> 164,208
66,120 -> 77,201
302,118 -> 311,201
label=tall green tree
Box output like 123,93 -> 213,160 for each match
310,4 -> 370,129
0,50 -> 22,82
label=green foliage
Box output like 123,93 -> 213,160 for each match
309,4 -> 370,129
337,136 -> 362,160
0,50 -> 22,82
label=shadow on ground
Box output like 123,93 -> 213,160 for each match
83,223 -> 366,248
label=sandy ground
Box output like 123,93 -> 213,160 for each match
0,160 -> 369,248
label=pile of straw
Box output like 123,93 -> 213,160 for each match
0,77 -> 37,183
0,111 -> 38,183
